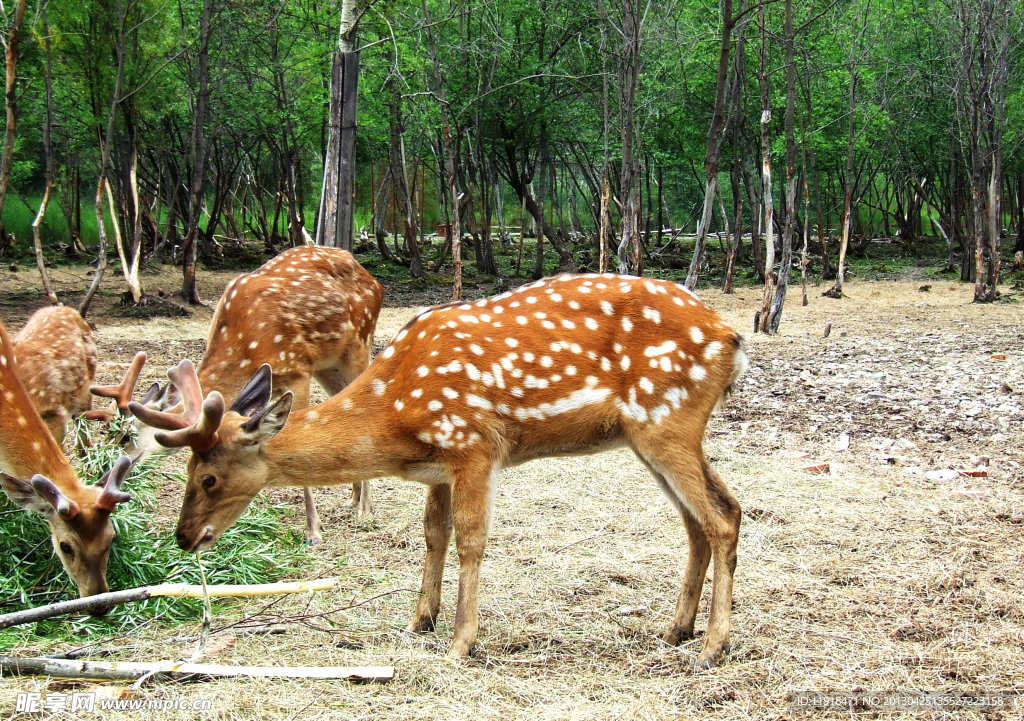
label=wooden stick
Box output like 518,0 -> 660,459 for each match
0,656 -> 393,682
0,579 -> 339,630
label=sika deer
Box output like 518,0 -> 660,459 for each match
0,319 -> 133,601
97,246 -> 383,542
13,306 -> 98,444
139,275 -> 746,665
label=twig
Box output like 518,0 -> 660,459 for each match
0,657 -> 394,682
0,578 -> 339,630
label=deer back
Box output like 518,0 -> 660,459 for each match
13,306 -> 98,443
199,245 -> 383,403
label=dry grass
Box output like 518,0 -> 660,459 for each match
1,273 -> 1022,719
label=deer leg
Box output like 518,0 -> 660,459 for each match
636,447 -> 740,668
698,461 -> 741,668
407,483 -> 453,633
302,486 -> 323,545
447,462 -> 497,658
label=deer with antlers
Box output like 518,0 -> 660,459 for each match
134,274 -> 747,665
0,318 -> 133,602
95,246 -> 384,543
12,306 -> 98,444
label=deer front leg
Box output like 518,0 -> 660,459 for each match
408,483 -> 453,633
447,462 -> 497,658
302,486 -> 322,545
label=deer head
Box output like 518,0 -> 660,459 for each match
129,361 -> 291,551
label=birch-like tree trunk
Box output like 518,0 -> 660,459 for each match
0,0 -> 27,255
32,1 -> 57,304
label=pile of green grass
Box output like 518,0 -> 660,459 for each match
0,417 -> 306,645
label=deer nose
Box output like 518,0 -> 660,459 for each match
89,604 -> 111,617
176,530 -> 193,551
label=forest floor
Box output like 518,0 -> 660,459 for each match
0,256 -> 1022,720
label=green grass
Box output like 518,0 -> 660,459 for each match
0,416 -> 306,648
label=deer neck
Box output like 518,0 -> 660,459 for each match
261,384 -> 403,488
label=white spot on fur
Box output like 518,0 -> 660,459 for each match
428,400 -> 443,411
622,317 -> 633,332
643,307 -> 661,324
690,364 -> 707,381
703,341 -> 723,360
691,327 -> 705,344
620,356 -> 631,370
644,340 -> 677,357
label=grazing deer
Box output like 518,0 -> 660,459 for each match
0,319 -> 133,602
96,245 -> 384,543
13,306 -> 98,444
135,274 -> 747,665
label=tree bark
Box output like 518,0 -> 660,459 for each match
181,0 -> 213,304
686,0 -> 736,290
756,0 -> 777,331
766,0 -> 797,334
422,0 -> 462,299
31,2 -> 58,304
319,0 -> 360,250
0,0 -> 27,255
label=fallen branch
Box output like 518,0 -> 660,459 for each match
0,656 -> 393,683
0,578 -> 339,630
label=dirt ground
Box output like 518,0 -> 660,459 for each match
0,262 -> 1022,720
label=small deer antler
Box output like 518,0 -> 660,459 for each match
95,455 -> 133,511
87,352 -> 148,420
129,359 -> 224,452
31,475 -> 81,519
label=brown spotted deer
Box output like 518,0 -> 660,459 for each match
0,319 -> 133,602
13,306 -> 98,444
135,274 -> 746,665
97,245 -> 383,543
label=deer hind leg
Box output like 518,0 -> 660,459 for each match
636,445 -> 741,668
408,483 -> 453,633
447,459 -> 498,658
314,366 -> 373,517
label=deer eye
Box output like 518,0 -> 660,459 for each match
59,541 -> 75,558
202,475 -> 217,491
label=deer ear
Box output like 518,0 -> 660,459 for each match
231,364 -> 273,417
139,381 -> 161,406
241,391 -> 292,444
159,382 -> 181,410
0,472 -> 51,514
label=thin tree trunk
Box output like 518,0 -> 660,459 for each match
824,0 -> 859,299
756,0 -> 776,331
32,2 -> 57,305
686,0 -> 735,290
0,0 -> 27,254
766,0 -> 797,334
181,0 -> 213,304
422,0 -> 461,299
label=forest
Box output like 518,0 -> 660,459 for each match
0,0 -> 1020,323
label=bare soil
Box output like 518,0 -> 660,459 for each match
0,263 -> 1022,720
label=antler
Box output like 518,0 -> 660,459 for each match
129,359 -> 224,452
86,352 -> 147,420
31,475 -> 81,519
95,455 -> 133,511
